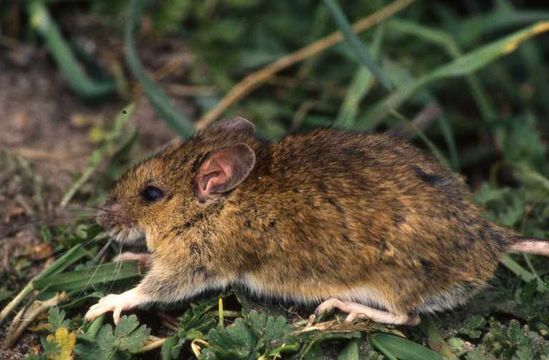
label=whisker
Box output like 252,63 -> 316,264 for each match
107,243 -> 124,293
79,232 -> 110,249
80,239 -> 111,297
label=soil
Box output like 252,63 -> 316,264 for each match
0,40 -> 181,357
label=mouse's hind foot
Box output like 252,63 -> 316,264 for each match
315,298 -> 420,326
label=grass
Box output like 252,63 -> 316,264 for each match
0,0 -> 548,359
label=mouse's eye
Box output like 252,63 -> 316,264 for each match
141,186 -> 165,202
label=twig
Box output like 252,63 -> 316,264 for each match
10,147 -> 71,161
388,104 -> 442,138
195,0 -> 415,129
159,312 -> 179,332
4,292 -> 69,348
290,101 -> 316,132
134,336 -> 168,353
166,84 -> 216,97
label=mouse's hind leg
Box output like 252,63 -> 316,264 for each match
315,298 -> 420,326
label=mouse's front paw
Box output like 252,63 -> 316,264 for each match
113,252 -> 152,272
85,288 -> 140,324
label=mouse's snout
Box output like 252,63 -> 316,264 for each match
96,200 -> 144,244
97,201 -> 124,229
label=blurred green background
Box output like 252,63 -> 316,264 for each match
0,0 -> 548,359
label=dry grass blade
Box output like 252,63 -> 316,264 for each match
4,292 -> 69,348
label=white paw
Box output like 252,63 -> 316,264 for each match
85,288 -> 140,324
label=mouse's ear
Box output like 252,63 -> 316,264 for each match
207,116 -> 255,136
194,143 -> 256,202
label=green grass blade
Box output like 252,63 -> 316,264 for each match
125,0 -> 195,138
421,319 -> 458,360
322,0 -> 391,90
337,338 -> 360,360
499,254 -> 536,283
334,25 -> 385,129
361,21 -> 549,129
0,245 -> 87,325
456,6 -> 549,45
389,110 -> 450,168
34,261 -> 140,292
370,333 -> 442,360
34,245 -> 89,281
27,0 -> 115,99
388,19 -> 496,121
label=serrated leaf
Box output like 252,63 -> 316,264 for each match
506,320 -> 523,344
204,318 -> 256,359
47,307 -> 70,332
160,335 -> 179,360
74,315 -> 150,360
459,315 -> 487,339
178,299 -> 217,339
201,310 -> 299,359
94,324 -> 117,357
115,315 -> 150,351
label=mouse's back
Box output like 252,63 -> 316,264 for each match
222,129 -> 507,314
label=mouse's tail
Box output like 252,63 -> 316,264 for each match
508,236 -> 549,256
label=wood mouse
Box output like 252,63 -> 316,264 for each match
85,116 -> 549,326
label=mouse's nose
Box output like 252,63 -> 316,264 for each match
96,201 -> 124,229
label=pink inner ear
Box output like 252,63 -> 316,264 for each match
197,158 -> 232,195
195,143 -> 255,201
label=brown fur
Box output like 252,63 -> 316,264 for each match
99,117 -> 544,318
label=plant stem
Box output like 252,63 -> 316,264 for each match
4,292 -> 69,348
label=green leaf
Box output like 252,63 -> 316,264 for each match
502,114 -> 546,167
75,315 -> 150,360
200,310 -> 299,359
178,299 -> 218,340
298,331 -> 362,359
337,339 -> 360,360
115,315 -> 151,351
458,315 -> 487,339
160,335 -> 179,360
370,333 -> 443,360
48,307 -> 71,332
203,318 -> 256,359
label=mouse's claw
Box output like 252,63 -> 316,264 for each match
314,298 -> 420,326
85,288 -> 140,324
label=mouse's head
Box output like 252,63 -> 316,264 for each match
96,117 -> 257,248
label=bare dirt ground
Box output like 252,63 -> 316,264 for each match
0,47 -> 177,357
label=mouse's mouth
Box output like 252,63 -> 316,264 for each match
108,225 -> 145,244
